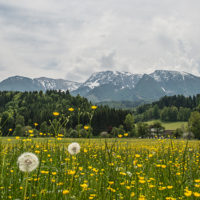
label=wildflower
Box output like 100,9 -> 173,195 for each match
53,112 -> 59,116
118,134 -> 123,138
34,123 -> 38,126
91,105 -> 97,110
126,171 -> 132,177
68,107 -> 74,112
17,152 -> 39,172
131,192 -> 135,197
63,190 -> 69,194
84,125 -> 89,130
194,192 -> 200,197
68,142 -> 81,155
124,133 -> 128,137
80,183 -> 88,190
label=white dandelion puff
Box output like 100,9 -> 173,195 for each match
126,171 -> 132,177
68,142 -> 81,155
17,152 -> 39,172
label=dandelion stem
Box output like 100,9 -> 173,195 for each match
23,172 -> 28,200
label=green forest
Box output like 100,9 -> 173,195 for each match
0,91 -> 200,139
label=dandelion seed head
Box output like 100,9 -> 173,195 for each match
17,152 -> 39,172
68,142 -> 80,155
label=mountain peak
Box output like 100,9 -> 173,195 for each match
150,70 -> 194,82
83,70 -> 142,89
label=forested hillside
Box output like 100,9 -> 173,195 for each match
135,94 -> 200,122
0,90 -> 130,136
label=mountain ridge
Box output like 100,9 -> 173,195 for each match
1,70 -> 200,103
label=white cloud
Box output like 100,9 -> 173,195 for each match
0,0 -> 200,82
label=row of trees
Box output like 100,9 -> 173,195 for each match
0,91 -> 200,139
135,94 -> 200,122
0,91 -> 130,136
135,105 -> 191,122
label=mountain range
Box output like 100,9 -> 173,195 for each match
1,70 -> 200,103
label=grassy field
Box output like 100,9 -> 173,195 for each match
0,137 -> 200,199
146,120 -> 188,130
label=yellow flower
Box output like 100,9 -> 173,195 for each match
84,125 -> 89,130
139,180 -> 146,184
124,133 -> 128,137
80,183 -> 88,189
131,192 -> 135,197
53,112 -> 59,116
16,136 -> 20,140
28,130 -> 33,134
184,191 -> 192,197
34,123 -> 38,126
8,128 -> 12,132
91,105 -> 97,110
118,134 -> 123,138
194,192 -> 200,197
68,107 -> 74,112
63,190 -> 69,195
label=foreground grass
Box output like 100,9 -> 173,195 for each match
0,138 -> 200,199
146,120 -> 188,130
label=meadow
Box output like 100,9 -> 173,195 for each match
0,138 -> 200,200
146,120 -> 188,130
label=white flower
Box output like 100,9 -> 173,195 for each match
68,142 -> 80,155
126,171 -> 132,177
17,152 -> 39,172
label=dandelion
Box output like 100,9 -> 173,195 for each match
68,107 -> 74,112
126,171 -> 132,177
34,123 -> 38,126
91,105 -> 97,110
68,142 -> 81,155
17,152 -> 39,172
63,190 -> 69,195
53,112 -> 59,116
28,130 -> 33,134
84,125 -> 89,130
124,133 -> 128,137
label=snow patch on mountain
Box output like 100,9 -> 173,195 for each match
150,70 -> 193,82
83,70 -> 142,90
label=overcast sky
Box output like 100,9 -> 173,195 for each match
0,0 -> 200,82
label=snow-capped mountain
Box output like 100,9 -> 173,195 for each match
72,70 -> 200,102
35,77 -> 81,91
83,71 -> 142,89
1,70 -> 200,103
0,76 -> 81,92
71,71 -> 142,100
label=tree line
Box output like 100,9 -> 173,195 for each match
1,91 -> 200,139
134,94 -> 200,122
0,90 -> 130,137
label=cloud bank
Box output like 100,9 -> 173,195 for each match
0,0 -> 200,82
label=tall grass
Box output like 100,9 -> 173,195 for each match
0,138 -> 199,199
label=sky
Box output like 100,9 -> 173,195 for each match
0,0 -> 200,83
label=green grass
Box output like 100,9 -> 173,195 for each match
0,138 -> 200,199
145,120 -> 188,130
